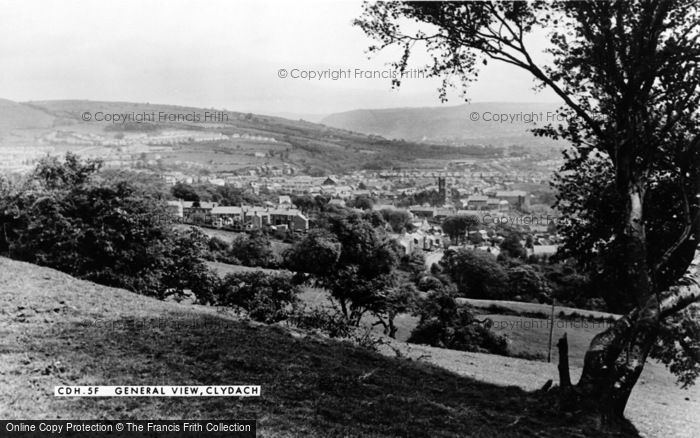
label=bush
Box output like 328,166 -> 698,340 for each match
0,154 -> 215,300
417,275 -> 445,292
506,265 -> 552,303
289,307 -> 354,338
229,230 -> 276,267
214,271 -> 300,323
441,248 -> 508,299
289,306 -> 382,351
408,291 -> 508,355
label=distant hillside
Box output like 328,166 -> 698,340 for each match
0,98 -> 55,132
321,102 -> 566,150
2,99 -> 506,172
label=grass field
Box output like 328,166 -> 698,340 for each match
4,257 -> 697,437
265,278 -> 700,438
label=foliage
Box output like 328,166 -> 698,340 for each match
408,291 -> 508,355
372,282 -> 420,338
506,265 -> 551,304
0,153 -> 215,299
395,189 -> 445,208
400,251 -> 426,281
171,182 -> 265,206
651,306 -> 700,388
379,208 -> 414,233
354,0 -> 700,399
283,229 -> 341,276
441,248 -> 508,299
347,195 -> 375,210
288,306 -> 354,339
214,271 -> 300,323
417,275 -> 446,293
171,182 -> 200,202
442,215 -> 479,245
229,230 -> 276,268
284,212 -> 400,326
499,233 -> 528,260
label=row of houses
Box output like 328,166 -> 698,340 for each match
167,200 -> 308,232
396,231 -> 445,255
462,190 -> 530,211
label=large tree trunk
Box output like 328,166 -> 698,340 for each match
576,172 -> 657,417
577,247 -> 700,418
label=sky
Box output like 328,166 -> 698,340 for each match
0,0 -> 559,118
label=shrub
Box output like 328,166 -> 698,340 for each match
215,271 -> 300,323
0,154 -> 215,300
408,291 -> 509,355
229,230 -> 276,268
289,307 -> 353,338
288,307 -> 382,351
441,248 -> 508,299
417,275 -> 445,292
506,265 -> 552,303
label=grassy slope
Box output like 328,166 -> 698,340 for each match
205,266 -> 700,438
0,257 -> 644,437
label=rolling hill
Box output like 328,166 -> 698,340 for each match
0,99 -> 506,173
0,98 -> 55,133
321,102 -> 567,150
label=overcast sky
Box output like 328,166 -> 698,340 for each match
0,0 -> 559,118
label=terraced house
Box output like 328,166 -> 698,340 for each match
209,206 -> 308,232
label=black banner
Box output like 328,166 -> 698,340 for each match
1,420 -> 256,437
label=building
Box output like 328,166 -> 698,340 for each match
495,190 -> 530,211
409,206 -> 435,219
210,206 -> 308,232
465,195 -> 489,210
396,231 -> 445,256
437,176 -> 447,205
167,200 -> 219,223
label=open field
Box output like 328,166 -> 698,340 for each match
0,257 -> 647,437
458,298 -> 619,320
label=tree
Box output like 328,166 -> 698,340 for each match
214,271 -> 301,323
0,154 -> 215,300
230,230 -> 276,268
442,214 -> 479,245
349,195 -> 374,210
291,194 -> 317,213
283,229 -> 341,276
408,290 -> 508,355
507,265 -> 551,304
372,282 -> 419,338
500,232 -> 528,260
357,1 -> 700,417
171,182 -> 200,202
284,213 -> 400,326
31,152 -> 102,190
380,208 -> 413,233
441,248 -> 508,299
